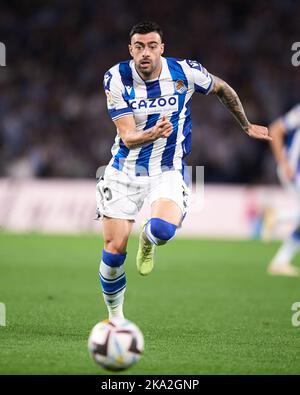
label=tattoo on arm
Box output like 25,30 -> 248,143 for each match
210,75 -> 251,132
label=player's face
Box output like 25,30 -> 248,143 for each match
129,32 -> 164,80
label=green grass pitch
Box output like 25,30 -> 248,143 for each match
0,232 -> 300,375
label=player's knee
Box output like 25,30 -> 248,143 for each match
149,218 -> 177,245
104,232 -> 129,255
104,240 -> 127,255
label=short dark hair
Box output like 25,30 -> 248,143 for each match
129,21 -> 163,41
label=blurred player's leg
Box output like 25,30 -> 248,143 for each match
267,173 -> 300,276
267,226 -> 300,277
261,207 -> 300,241
262,172 -> 300,241
100,217 -> 133,318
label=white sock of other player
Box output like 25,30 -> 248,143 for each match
271,233 -> 300,266
99,250 -> 126,320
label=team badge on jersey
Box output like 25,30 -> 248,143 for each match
174,80 -> 187,94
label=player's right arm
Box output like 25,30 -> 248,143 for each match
114,115 -> 172,149
103,67 -> 172,149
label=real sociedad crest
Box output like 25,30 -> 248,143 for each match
174,80 -> 187,94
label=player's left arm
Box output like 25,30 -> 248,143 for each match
210,75 -> 272,141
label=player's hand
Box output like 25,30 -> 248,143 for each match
280,160 -> 295,181
153,116 -> 173,139
245,124 -> 272,141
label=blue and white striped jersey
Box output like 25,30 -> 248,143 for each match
103,56 -> 214,176
282,103 -> 300,173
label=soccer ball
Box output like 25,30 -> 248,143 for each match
88,318 -> 144,371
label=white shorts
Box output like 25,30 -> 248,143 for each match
96,166 -> 190,221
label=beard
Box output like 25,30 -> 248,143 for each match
136,60 -> 155,78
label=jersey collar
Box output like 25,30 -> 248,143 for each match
131,56 -> 167,84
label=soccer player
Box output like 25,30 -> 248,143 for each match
96,21 -> 271,319
266,103 -> 300,276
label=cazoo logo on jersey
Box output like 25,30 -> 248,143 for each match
129,95 -> 179,115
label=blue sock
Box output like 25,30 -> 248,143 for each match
144,218 -> 177,246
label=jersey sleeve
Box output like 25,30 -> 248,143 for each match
103,68 -> 133,121
281,104 -> 300,133
185,59 -> 214,95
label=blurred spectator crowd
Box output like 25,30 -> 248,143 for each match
0,0 -> 299,183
